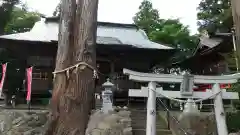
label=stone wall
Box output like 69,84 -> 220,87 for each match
0,110 -> 49,135
159,111 -> 217,135
229,132 -> 240,135
0,106 -> 132,135
86,106 -> 132,135
169,113 -> 217,135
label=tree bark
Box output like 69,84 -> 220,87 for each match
45,0 -> 99,135
231,0 -> 240,65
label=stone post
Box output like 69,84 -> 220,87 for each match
146,81 -> 157,135
102,78 -> 114,114
213,83 -> 228,135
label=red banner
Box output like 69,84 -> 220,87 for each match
193,84 -> 231,91
26,67 -> 33,101
0,63 -> 7,97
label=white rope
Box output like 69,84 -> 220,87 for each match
151,88 -> 222,103
52,62 -> 99,79
53,62 -> 95,74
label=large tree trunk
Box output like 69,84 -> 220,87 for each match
231,0 -> 240,65
45,0 -> 99,135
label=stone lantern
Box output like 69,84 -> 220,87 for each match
102,78 -> 114,113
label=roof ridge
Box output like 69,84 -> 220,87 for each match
45,16 -> 137,29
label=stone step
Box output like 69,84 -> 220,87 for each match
95,101 -> 102,109
133,129 -> 172,135
132,123 -> 166,126
132,122 -> 166,126
132,125 -> 167,130
131,121 -> 165,126
130,109 -> 169,134
133,120 -> 165,124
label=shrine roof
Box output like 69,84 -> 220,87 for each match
198,32 -> 232,49
0,17 -> 173,50
199,36 -> 223,48
171,33 -> 232,66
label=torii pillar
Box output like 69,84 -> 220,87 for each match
147,82 -> 157,135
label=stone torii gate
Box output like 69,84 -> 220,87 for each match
123,68 -> 240,135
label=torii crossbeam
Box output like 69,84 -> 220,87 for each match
123,68 -> 240,135
129,87 -> 239,99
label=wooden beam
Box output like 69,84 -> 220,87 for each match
97,57 -> 111,62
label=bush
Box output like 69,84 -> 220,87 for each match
226,111 -> 240,132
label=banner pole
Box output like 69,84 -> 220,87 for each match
27,100 -> 31,112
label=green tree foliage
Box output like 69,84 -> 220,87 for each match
219,52 -> 238,71
0,1 -> 41,35
149,19 -> 199,49
197,0 -> 232,34
133,0 -> 198,49
226,111 -> 240,132
133,0 -> 159,36
0,0 -> 19,35
4,6 -> 41,34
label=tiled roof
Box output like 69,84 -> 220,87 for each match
0,18 -> 173,50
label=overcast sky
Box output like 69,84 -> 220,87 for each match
23,0 -> 201,34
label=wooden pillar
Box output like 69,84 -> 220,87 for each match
47,67 -> 53,93
231,0 -> 240,66
110,61 -> 114,74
